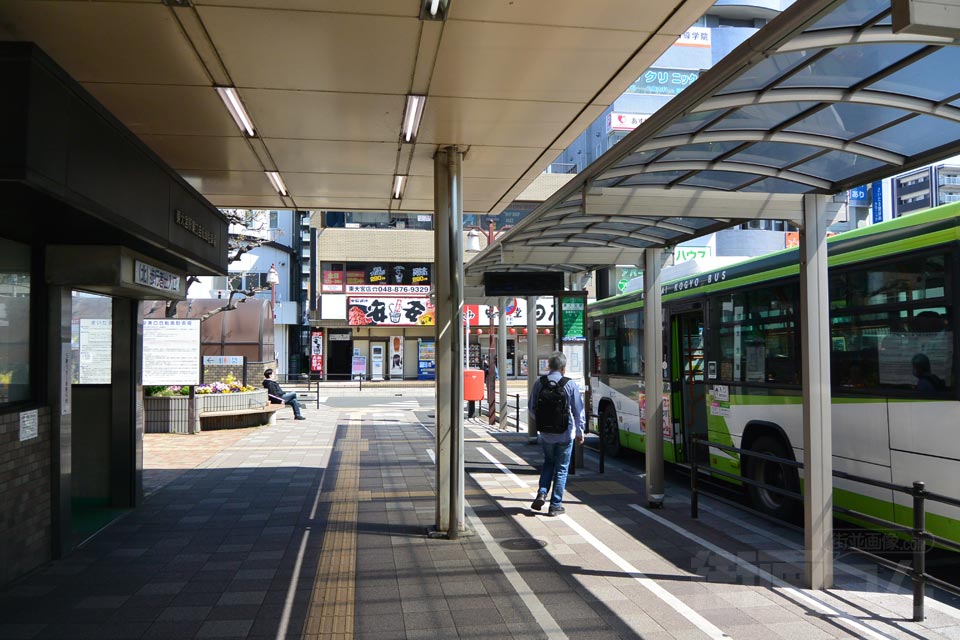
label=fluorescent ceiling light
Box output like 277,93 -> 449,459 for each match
266,171 -> 287,197
215,86 -> 255,137
402,95 -> 426,143
420,0 -> 449,20
393,175 -> 407,200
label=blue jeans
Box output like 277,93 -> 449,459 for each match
282,392 -> 303,418
538,440 -> 574,508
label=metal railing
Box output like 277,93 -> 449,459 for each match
484,392 -> 521,431
689,435 -> 960,621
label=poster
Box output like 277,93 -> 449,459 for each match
79,318 -> 112,384
418,339 -> 436,380
389,335 -> 404,378
310,331 -> 324,374
347,296 -> 434,326
351,355 -> 367,378
142,319 -> 200,385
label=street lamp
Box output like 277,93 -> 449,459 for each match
266,263 -> 280,320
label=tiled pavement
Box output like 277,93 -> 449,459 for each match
2,397 -> 960,639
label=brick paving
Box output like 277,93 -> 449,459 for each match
1,392 -> 959,639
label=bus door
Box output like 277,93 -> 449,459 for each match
670,308 -> 707,464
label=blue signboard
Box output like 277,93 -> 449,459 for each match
848,185 -> 869,206
871,181 -> 884,224
417,339 -> 436,380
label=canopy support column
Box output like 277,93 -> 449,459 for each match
527,296 -> 538,443
498,297 -> 508,425
800,193 -> 834,588
433,146 -> 464,538
643,248 -> 665,507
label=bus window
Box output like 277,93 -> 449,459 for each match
597,313 -> 643,375
830,252 -> 953,396
709,284 -> 799,385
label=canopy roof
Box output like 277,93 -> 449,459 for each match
0,0 -> 715,213
467,0 -> 960,283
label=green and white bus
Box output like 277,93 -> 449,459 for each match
589,201 -> 960,543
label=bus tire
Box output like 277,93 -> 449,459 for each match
744,435 -> 800,522
600,406 -> 622,457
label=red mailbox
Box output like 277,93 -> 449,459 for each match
464,369 -> 484,401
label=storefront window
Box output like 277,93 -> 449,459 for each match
0,239 -> 31,405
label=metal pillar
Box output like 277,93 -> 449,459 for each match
433,146 -> 465,538
498,297 -> 508,426
800,193 -> 834,588
47,286 -> 72,558
643,248 -> 665,507
526,295 -> 538,442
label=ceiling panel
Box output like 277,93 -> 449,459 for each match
83,84 -> 241,137
430,20 -> 645,103
138,136 -> 263,172
266,140 -> 400,175
419,97 -> 586,148
411,145 -> 548,179
182,170 -> 277,196
403,175 -> 513,203
283,173 -> 394,199
198,6 -> 420,93
450,0 -> 676,31
295,196 -> 392,210
194,0 -> 418,16
206,194 -> 286,208
242,90 -> 406,142
0,1 -> 208,85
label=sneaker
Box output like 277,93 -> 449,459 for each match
295,416 -> 306,420
530,493 -> 546,511
547,505 -> 565,517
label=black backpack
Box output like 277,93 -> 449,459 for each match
535,376 -> 570,434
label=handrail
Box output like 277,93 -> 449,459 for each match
689,434 -> 960,622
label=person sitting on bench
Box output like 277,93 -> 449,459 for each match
263,369 -> 306,420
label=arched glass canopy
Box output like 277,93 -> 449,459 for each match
467,0 -> 960,280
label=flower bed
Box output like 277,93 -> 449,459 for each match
144,375 -> 268,433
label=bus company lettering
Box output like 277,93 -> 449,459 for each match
663,269 -> 727,294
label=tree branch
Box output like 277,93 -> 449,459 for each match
198,287 -> 267,322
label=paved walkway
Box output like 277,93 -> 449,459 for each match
2,399 -> 960,639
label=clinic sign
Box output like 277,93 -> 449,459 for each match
626,67 -> 700,96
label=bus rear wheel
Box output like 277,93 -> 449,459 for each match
600,407 -> 622,457
745,435 -> 800,522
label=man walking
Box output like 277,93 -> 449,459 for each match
529,351 -> 584,516
263,368 -> 306,420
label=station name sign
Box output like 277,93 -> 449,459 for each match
135,260 -> 181,293
175,209 -> 216,246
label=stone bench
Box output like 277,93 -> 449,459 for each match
199,404 -> 283,430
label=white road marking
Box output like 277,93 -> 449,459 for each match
466,505 -> 568,640
560,514 -> 730,639
476,447 -> 529,488
628,504 -> 898,640
426,448 -> 435,464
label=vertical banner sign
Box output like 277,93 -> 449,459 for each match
559,295 -> 586,342
142,319 -> 201,385
310,330 -> 324,374
871,180 -> 884,224
389,335 -> 404,378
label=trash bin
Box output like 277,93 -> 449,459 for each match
464,369 -> 484,401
